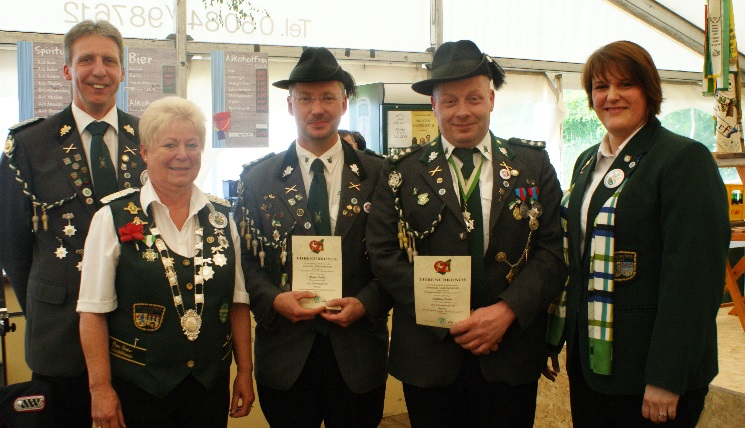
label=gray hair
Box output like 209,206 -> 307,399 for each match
64,20 -> 124,66
139,97 -> 207,151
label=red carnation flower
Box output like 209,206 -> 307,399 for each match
118,222 -> 144,243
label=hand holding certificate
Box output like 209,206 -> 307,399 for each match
292,235 -> 343,310
414,256 -> 471,327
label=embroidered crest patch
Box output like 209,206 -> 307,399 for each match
133,303 -> 166,331
614,251 -> 637,282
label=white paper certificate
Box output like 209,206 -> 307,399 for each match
414,256 -> 471,327
292,235 -> 343,309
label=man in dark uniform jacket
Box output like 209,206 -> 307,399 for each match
0,20 -> 144,428
234,47 -> 390,427
366,40 -> 567,428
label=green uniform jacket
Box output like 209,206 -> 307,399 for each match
366,133 -> 566,388
0,105 -> 144,377
235,141 -> 391,394
562,118 -> 730,395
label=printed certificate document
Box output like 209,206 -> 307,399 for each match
292,236 -> 342,309
414,256 -> 471,327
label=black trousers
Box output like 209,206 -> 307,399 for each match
113,373 -> 230,428
567,346 -> 708,428
257,334 -> 385,428
403,352 -> 538,428
31,371 -> 91,428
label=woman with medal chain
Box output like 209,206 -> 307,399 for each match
77,97 -> 254,428
545,41 -> 729,427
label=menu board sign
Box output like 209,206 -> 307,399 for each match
124,47 -> 177,117
33,43 -> 70,118
214,51 -> 269,148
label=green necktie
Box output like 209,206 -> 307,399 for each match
452,147 -> 489,308
308,158 -> 332,236
308,158 -> 331,334
87,121 -> 117,201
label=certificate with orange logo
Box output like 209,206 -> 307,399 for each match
413,256 -> 470,327
292,236 -> 342,310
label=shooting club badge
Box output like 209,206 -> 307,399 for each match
604,169 -> 624,189
133,304 -> 165,331
613,251 -> 637,281
209,211 -> 228,229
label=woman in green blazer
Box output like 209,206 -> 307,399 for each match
547,41 -> 730,427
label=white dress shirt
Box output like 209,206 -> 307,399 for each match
442,134 -> 494,251
295,139 -> 344,234
580,124 -> 645,247
71,102 -> 120,181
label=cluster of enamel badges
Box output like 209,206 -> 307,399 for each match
59,122 -> 140,206
389,140 -> 545,283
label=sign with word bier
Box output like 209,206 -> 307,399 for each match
25,43 -> 175,119
124,47 -> 177,117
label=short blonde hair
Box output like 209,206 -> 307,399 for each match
139,97 -> 207,151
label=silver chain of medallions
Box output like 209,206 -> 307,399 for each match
150,210 -> 206,341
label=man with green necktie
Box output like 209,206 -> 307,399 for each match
234,47 -> 390,427
366,40 -> 566,428
0,20 -> 144,428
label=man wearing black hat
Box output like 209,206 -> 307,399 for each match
366,40 -> 566,427
234,47 -> 390,427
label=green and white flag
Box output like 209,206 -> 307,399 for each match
705,0 -> 744,152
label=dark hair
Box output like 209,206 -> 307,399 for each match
339,129 -> 366,150
582,40 -> 661,122
341,70 -> 357,99
64,20 -> 124,66
350,131 -> 366,150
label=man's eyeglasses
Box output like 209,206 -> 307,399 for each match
290,95 -> 341,106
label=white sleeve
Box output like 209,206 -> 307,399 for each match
76,206 -> 121,313
230,214 -> 250,304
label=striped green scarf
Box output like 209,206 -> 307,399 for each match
547,181 -> 626,375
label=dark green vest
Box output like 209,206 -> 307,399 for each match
107,192 -> 236,398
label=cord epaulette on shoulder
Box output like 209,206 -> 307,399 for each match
507,138 -> 546,149
388,144 -> 423,164
8,117 -> 44,134
240,152 -> 275,177
363,148 -> 385,159
100,188 -> 140,205
207,193 -> 231,208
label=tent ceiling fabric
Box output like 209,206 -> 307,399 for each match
0,0 -> 741,77
443,0 -> 706,73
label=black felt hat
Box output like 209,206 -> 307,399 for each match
273,47 -> 355,95
412,40 -> 505,95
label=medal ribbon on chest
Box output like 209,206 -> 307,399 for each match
447,155 -> 484,233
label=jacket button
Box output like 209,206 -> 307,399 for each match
186,283 -> 193,290
187,360 -> 195,368
183,259 -> 191,266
